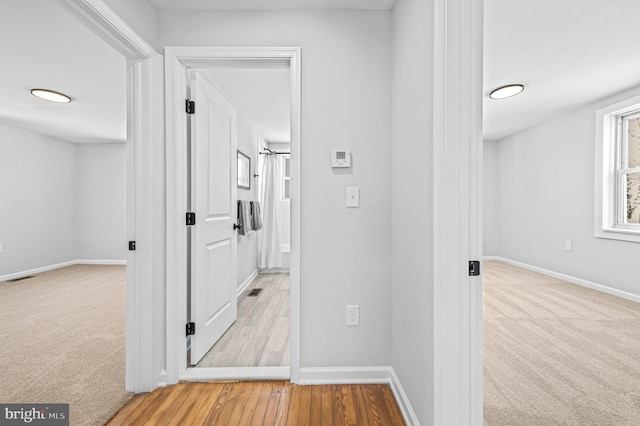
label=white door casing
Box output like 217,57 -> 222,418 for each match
189,72 -> 238,365
165,47 -> 301,384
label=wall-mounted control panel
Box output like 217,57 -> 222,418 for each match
331,149 -> 351,168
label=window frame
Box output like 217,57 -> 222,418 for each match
595,94 -> 640,242
281,155 -> 291,201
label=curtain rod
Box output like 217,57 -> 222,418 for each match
259,146 -> 290,155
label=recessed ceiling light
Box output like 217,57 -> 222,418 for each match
489,84 -> 524,100
30,89 -> 71,103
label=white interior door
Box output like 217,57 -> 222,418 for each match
189,72 -> 238,365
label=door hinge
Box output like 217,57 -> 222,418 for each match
186,99 -> 195,115
186,322 -> 196,336
128,241 -> 136,251
186,212 -> 196,226
469,260 -> 480,276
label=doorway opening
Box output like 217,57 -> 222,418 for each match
184,65 -> 292,374
165,47 -> 301,383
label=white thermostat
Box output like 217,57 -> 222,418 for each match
331,149 -> 351,168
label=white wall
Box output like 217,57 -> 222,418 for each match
390,0 -> 435,424
0,123 -> 77,276
103,0 -> 161,52
492,85 -> 640,295
76,143 -> 127,261
160,10 -> 393,367
0,123 -> 127,277
236,114 -> 259,288
483,140 -> 500,256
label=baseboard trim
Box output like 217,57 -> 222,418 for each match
482,255 -> 501,261
298,366 -> 392,385
298,366 -> 418,425
180,366 -> 290,382
0,259 -> 127,282
489,256 -> 640,303
389,368 -> 420,426
237,269 -> 259,297
75,259 -> 127,265
258,267 -> 290,274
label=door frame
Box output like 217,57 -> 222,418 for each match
165,47 -> 302,384
56,0 -> 166,392
432,0 -> 484,423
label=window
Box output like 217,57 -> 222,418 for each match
282,155 -> 291,200
595,94 -> 640,242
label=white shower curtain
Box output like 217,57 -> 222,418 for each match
258,154 -> 283,269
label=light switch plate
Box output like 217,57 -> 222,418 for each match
346,187 -> 360,207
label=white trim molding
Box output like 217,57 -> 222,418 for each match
76,259 -> 127,265
432,0 -> 484,424
299,366 -> 393,385
181,366 -> 290,382
595,94 -> 640,243
0,261 -> 76,282
298,367 -> 419,426
389,368 -> 420,426
237,269 -> 259,297
165,47 -> 302,386
485,257 -> 640,304
58,0 -> 165,394
55,0 -> 156,59
0,259 -> 127,282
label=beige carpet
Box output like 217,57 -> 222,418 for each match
0,264 -> 132,426
484,261 -> 640,425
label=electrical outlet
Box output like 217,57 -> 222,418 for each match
346,305 -> 359,326
565,240 -> 572,252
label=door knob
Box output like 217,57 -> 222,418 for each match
233,223 -> 242,230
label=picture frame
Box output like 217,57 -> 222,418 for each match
237,150 -> 251,189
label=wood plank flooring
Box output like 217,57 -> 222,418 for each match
196,273 -> 290,368
107,381 -> 406,425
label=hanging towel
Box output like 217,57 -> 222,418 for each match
251,201 -> 263,231
237,200 -> 251,236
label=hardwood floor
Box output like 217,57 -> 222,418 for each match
107,381 -> 406,425
196,273 -> 290,368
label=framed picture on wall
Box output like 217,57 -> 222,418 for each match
237,150 -> 251,190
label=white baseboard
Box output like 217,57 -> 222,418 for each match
237,269 -> 259,297
482,255 -> 501,261
298,366 -> 392,385
487,256 -> 640,303
181,366 -> 290,382
258,267 -> 290,273
298,366 -> 419,425
0,260 -> 77,282
389,368 -> 420,426
76,259 -> 127,265
0,259 -> 127,282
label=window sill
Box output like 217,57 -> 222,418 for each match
595,227 -> 640,243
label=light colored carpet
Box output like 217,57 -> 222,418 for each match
0,264 -> 132,426
484,261 -> 640,425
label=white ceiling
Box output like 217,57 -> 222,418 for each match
0,0 -> 126,144
484,0 -> 640,141
150,0 -> 396,11
201,67 -> 291,144
9,0 -> 640,146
